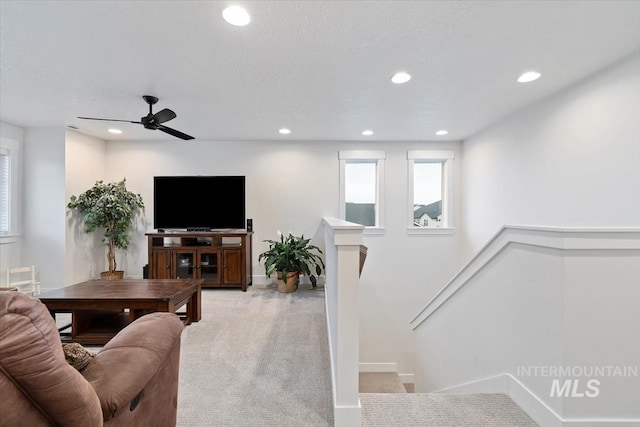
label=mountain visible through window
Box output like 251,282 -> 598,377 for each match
413,162 -> 442,227
345,162 -> 376,226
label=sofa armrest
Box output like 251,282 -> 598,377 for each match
0,293 -> 103,426
81,312 -> 184,420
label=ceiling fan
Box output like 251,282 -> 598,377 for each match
78,95 -> 195,140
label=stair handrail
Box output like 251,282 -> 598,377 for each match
410,225 -> 640,330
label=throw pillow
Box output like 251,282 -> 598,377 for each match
62,342 -> 95,371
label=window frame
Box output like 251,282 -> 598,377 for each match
0,137 -> 20,244
339,150 -> 385,234
407,150 -> 454,235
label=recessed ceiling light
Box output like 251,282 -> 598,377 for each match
108,128 -> 122,134
435,130 -> 448,136
223,6 -> 251,26
362,130 -> 374,136
391,72 -> 411,84
279,128 -> 291,135
517,71 -> 541,83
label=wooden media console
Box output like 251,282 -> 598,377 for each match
146,231 -> 253,291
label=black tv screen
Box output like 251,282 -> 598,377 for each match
154,176 -> 245,230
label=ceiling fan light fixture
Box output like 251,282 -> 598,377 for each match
391,72 -> 411,84
223,6 -> 251,26
78,95 -> 194,140
517,71 -> 541,83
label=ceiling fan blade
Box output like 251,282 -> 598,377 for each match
157,124 -> 195,140
153,108 -> 177,124
77,117 -> 141,124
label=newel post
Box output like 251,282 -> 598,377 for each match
322,217 -> 364,427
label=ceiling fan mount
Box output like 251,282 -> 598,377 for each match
142,95 -> 159,105
78,95 -> 194,140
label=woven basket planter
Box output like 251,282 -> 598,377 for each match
100,270 -> 124,280
277,272 -> 299,293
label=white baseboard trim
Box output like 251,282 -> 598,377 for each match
436,373 -> 509,394
358,363 -> 415,384
252,282 -> 275,289
359,362 -> 398,373
334,403 -> 362,427
252,274 -> 326,288
435,373 -> 640,426
252,275 -> 275,287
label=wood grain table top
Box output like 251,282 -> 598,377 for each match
38,278 -> 203,302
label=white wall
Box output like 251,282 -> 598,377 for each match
414,241 -> 566,412
563,249 -> 640,419
461,53 -> 640,257
0,121 -> 23,142
412,227 -> 640,423
0,121 -> 24,278
22,127 -> 66,292
7,123 -> 461,377
1,126 -> 107,289
64,129 -> 107,285
103,138 -> 464,376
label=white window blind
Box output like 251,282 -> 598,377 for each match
0,148 -> 9,234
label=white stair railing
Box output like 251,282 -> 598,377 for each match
322,217 -> 364,427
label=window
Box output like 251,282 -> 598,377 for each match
339,151 -> 385,233
407,150 -> 454,234
0,137 -> 19,243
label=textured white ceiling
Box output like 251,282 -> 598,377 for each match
1,0 -> 639,142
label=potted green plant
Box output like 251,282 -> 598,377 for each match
258,233 -> 325,293
68,179 -> 144,280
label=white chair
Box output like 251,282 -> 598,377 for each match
5,265 -> 40,295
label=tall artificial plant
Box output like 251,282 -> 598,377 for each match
68,179 -> 144,274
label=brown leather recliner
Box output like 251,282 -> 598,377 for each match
0,291 -> 184,426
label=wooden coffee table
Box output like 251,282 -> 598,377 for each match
38,278 -> 202,345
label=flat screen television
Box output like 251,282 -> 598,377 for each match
154,176 -> 245,230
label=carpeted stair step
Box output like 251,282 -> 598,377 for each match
360,392 -> 538,426
359,372 -> 408,393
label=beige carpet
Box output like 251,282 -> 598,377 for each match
360,392 -> 538,426
359,372 -> 408,393
54,287 -> 537,426
176,287 -> 333,427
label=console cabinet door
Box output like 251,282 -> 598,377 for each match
222,248 -> 242,285
151,249 -> 173,279
175,250 -> 197,280
198,249 -> 221,286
